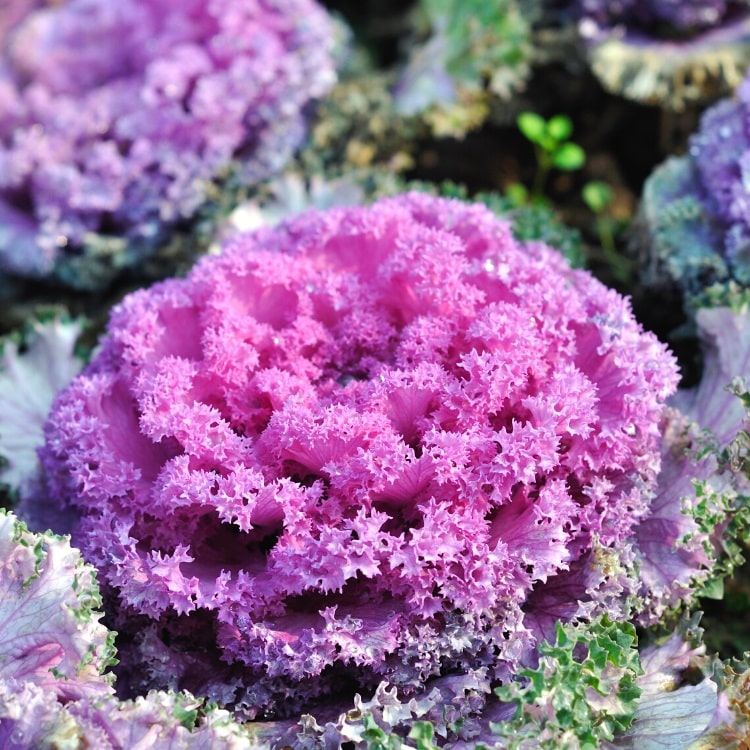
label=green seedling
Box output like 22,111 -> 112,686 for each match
515,112 -> 585,202
582,180 -> 632,285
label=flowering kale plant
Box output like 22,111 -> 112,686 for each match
573,0 -> 750,107
0,0 -> 335,286
577,0 -> 742,33
634,73 -> 750,303
40,193 -> 683,721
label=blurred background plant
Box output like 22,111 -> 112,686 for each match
393,0 -> 534,137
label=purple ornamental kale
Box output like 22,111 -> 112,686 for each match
0,0 -> 335,284
573,0 -> 750,108
688,77 -> 750,279
41,193 -> 679,718
634,74 -> 750,297
577,0 -> 737,33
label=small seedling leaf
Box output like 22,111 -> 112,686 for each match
582,181 -> 614,213
552,142 -> 585,170
547,115 -> 573,142
517,112 -> 546,145
505,182 -> 529,206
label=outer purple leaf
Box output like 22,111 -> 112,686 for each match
607,680 -> 721,749
603,618 -> 733,750
0,318 -> 83,501
635,304 -> 750,623
0,679 -> 262,749
672,305 -> 750,445
0,509 -> 114,700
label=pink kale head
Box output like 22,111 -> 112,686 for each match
0,0 -> 335,283
41,193 -> 679,716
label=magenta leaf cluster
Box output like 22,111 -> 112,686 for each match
41,193 -> 680,717
0,0 -> 335,280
